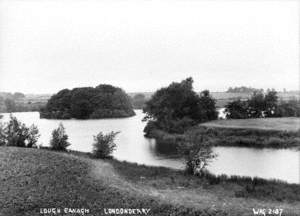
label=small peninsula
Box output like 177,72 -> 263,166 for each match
40,84 -> 135,119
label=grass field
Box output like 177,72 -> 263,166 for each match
198,117 -> 300,148
144,117 -> 300,151
201,117 -> 300,132
0,147 -> 300,216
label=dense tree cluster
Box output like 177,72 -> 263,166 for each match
225,90 -> 300,119
40,84 -> 135,119
143,78 -> 218,134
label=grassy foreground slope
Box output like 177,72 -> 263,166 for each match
0,147 -> 300,216
201,117 -> 300,132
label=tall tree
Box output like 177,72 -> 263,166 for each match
247,91 -> 266,118
264,89 -> 278,117
143,78 -> 217,133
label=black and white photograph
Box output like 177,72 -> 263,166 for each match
0,0 -> 299,215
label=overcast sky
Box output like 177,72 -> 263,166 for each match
0,0 -> 299,94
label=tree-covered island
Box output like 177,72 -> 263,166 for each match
40,84 -> 135,119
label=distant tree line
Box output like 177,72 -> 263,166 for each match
226,86 -> 264,93
0,92 -> 25,112
0,92 -> 44,113
225,90 -> 300,119
40,84 -> 135,119
0,92 -> 25,100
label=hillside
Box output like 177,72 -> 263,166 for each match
0,147 -> 300,216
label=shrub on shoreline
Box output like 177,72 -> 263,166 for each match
0,114 -> 40,147
92,131 -> 119,159
177,133 -> 216,176
50,123 -> 70,151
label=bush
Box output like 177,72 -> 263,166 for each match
92,131 -> 119,159
50,123 -> 70,151
27,125 -> 40,147
0,123 -> 6,146
178,132 -> 216,176
0,115 -> 40,147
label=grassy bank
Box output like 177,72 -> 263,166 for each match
198,117 -> 300,148
0,147 -> 216,216
146,118 -> 300,149
200,117 -> 300,132
110,157 -> 300,199
191,126 -> 300,148
0,147 -> 300,216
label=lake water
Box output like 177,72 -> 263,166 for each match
1,110 -> 299,184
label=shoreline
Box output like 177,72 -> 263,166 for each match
145,124 -> 300,149
41,146 -> 299,187
1,146 -> 300,216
